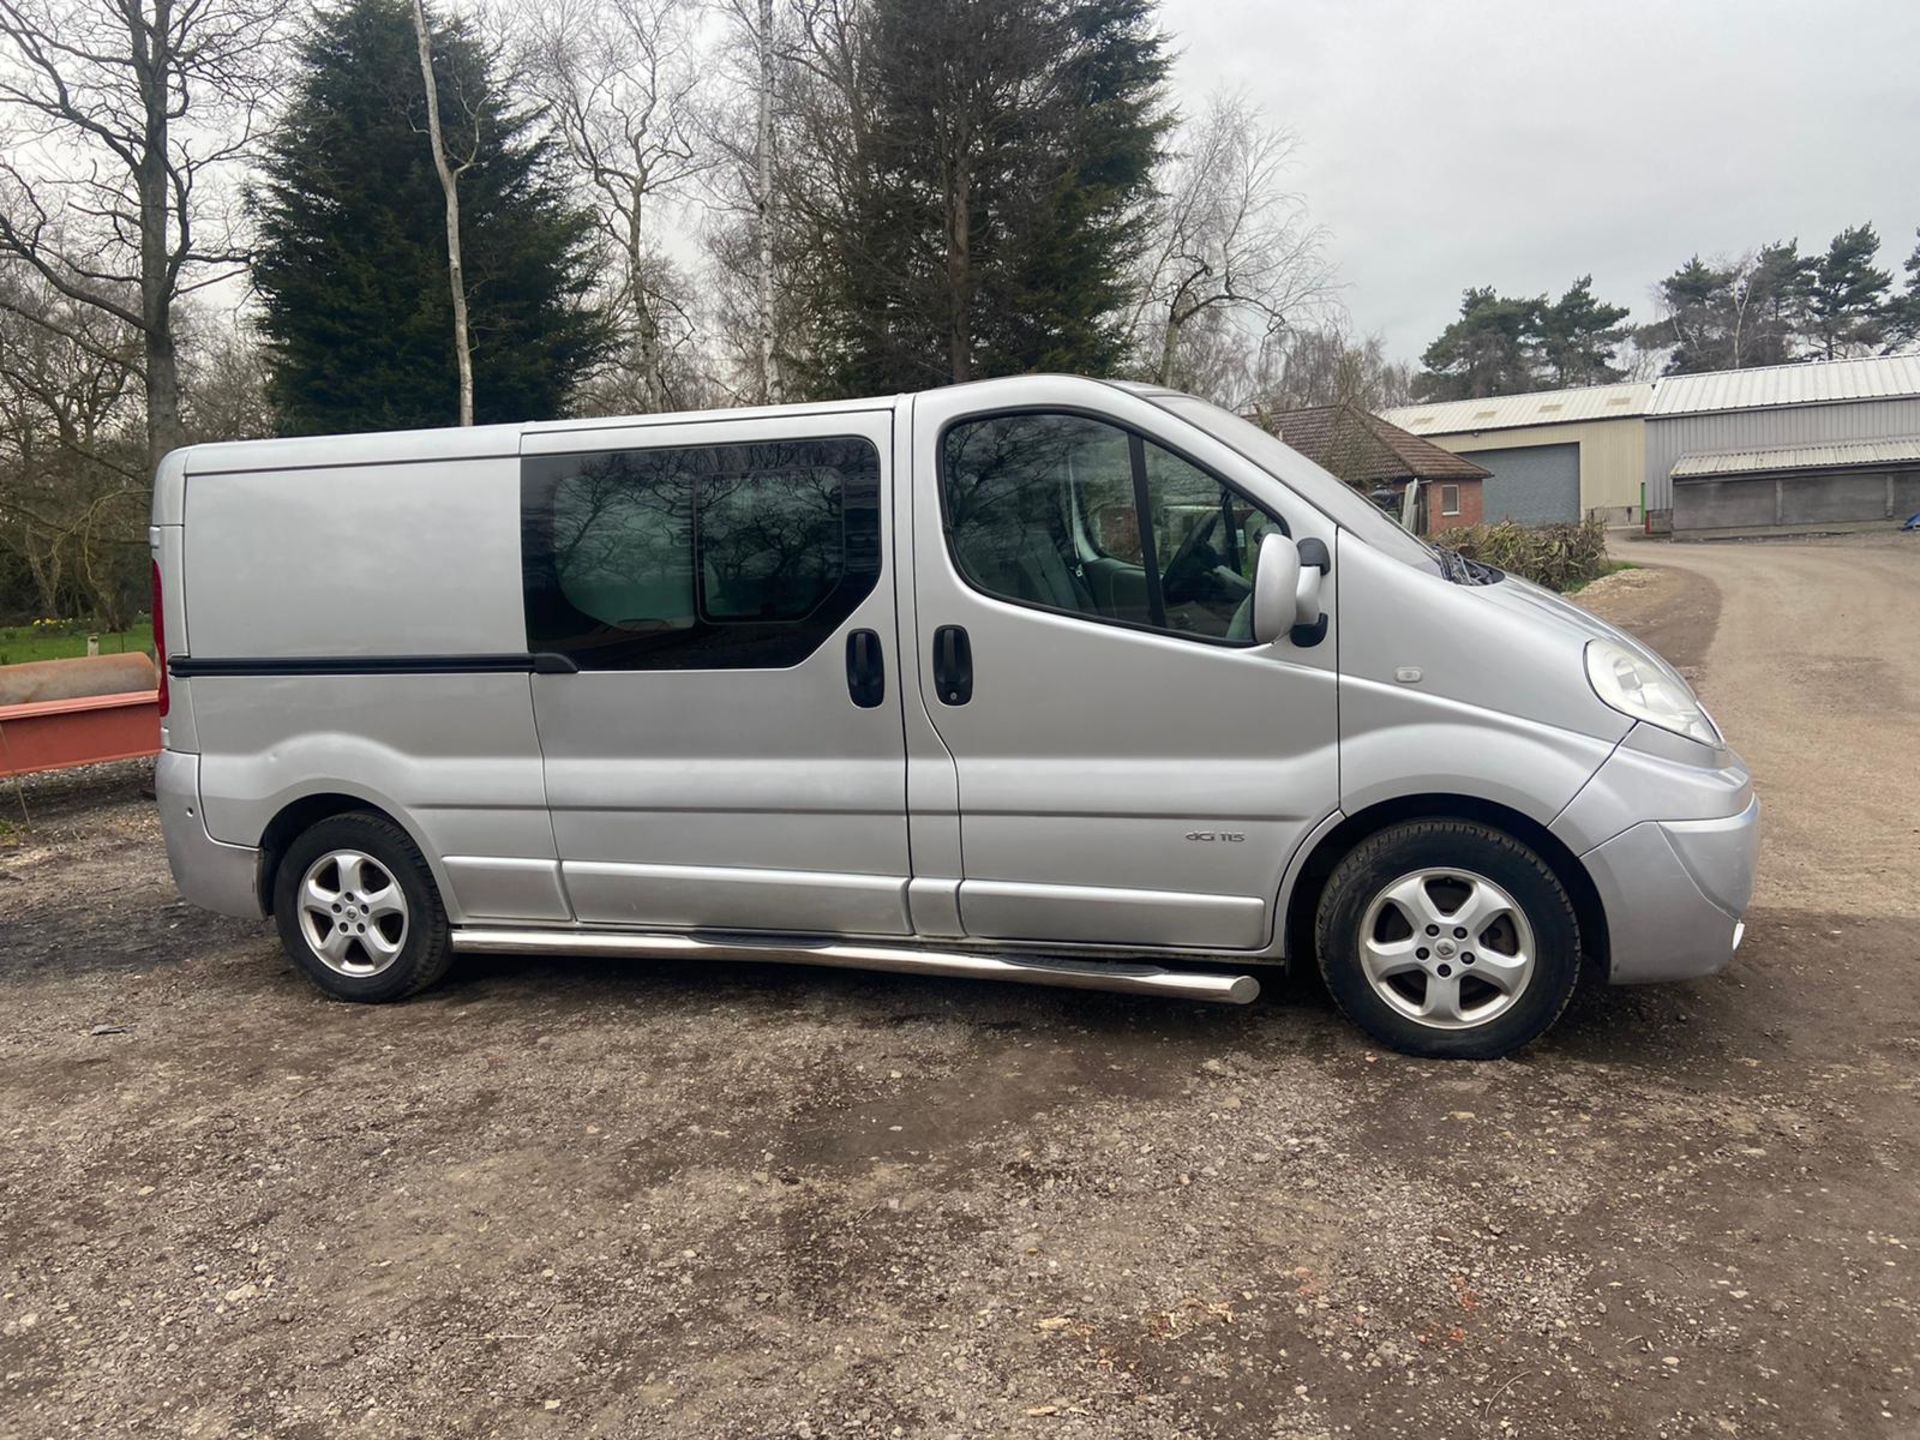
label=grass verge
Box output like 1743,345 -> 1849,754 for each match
0,623 -> 155,667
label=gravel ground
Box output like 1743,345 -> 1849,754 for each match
2,534 -> 1917,1439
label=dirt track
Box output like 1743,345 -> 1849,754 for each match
2,534 -> 1917,1439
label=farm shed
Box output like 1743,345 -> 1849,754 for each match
1382,382 -> 1651,526
1646,356 -> 1920,535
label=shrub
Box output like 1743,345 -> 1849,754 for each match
1436,517 -> 1610,592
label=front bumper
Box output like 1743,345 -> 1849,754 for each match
1585,796 -> 1760,984
155,749 -> 264,918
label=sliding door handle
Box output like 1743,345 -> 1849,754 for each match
932,625 -> 972,705
845,629 -> 885,708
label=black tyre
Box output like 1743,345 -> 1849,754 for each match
1314,820 -> 1580,1059
271,811 -> 453,1002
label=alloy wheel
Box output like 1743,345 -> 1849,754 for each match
1356,868 -> 1536,1029
296,848 -> 410,977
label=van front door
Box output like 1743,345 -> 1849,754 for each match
906,382 -> 1339,953
520,408 -> 912,935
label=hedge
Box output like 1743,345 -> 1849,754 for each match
1434,517 -> 1611,593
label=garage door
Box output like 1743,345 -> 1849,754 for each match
1459,443 -> 1580,526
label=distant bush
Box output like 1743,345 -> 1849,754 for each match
1436,517 -> 1610,592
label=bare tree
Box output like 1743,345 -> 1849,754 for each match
411,0 -> 475,425
751,0 -> 775,399
1244,326 -> 1412,415
0,0 -> 278,477
518,0 -> 706,413
704,0 -> 801,403
177,300 -> 271,442
1134,92 -> 1334,390
0,260 -> 146,624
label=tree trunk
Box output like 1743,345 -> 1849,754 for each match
754,0 -> 776,404
623,189 -> 664,411
136,0 -> 184,475
947,159 -> 971,384
411,0 -> 475,426
23,536 -> 60,617
630,290 -> 665,413
1157,307 -> 1182,387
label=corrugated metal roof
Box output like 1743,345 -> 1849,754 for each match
1380,356 -> 1920,438
1650,355 -> 1920,416
1670,435 -> 1920,480
1381,381 -> 1653,436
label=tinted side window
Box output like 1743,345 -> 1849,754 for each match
1142,443 -> 1268,640
941,411 -> 1277,645
941,412 -> 1142,625
523,437 -> 880,670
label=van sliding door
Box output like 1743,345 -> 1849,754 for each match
518,409 -> 913,936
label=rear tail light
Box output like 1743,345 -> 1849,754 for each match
151,558 -> 170,719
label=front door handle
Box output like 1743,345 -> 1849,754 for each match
846,628 -> 885,708
933,625 -> 972,705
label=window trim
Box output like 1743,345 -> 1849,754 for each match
1440,483 -> 1461,517
1125,431 -> 1170,631
936,404 -> 1287,651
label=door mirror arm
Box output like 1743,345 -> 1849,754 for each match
1291,537 -> 1329,645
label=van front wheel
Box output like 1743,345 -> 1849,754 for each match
272,811 -> 453,1002
1314,820 -> 1580,1059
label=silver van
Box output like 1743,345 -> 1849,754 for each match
150,376 -> 1757,1058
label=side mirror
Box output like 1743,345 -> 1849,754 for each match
1252,531 -> 1301,644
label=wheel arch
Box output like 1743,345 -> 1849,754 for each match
1282,794 -> 1609,978
257,791 -> 434,915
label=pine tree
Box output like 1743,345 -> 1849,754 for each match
1742,241 -> 1813,365
1538,276 -> 1630,387
1412,287 -> 1546,401
251,0 -> 607,433
804,0 -> 1169,397
1644,256 -> 1736,374
1639,244 -> 1811,374
1890,229 -> 1920,349
1804,223 -> 1891,361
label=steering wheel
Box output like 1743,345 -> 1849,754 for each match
1160,510 -> 1221,595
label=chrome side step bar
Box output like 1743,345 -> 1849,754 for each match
451,928 -> 1260,1005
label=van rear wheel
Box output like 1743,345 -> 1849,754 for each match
1314,820 -> 1580,1059
272,812 -> 453,1002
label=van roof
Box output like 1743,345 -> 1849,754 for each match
172,375 -> 1159,478
178,393 -> 906,477
156,376 -> 1138,523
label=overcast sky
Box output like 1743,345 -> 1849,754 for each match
1158,0 -> 1920,363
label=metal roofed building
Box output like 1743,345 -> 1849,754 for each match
1645,355 -> 1920,533
1385,355 -> 1920,536
1648,354 -> 1920,415
1667,436 -> 1920,480
1382,381 -> 1653,528
1659,433 -> 1920,535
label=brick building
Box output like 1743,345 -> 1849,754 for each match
1259,402 -> 1490,534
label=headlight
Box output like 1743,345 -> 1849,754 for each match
1584,639 -> 1721,746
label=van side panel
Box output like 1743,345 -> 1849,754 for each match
182,455 -> 559,924
1334,534 -> 1619,825
189,673 -> 561,922
182,458 -> 527,657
